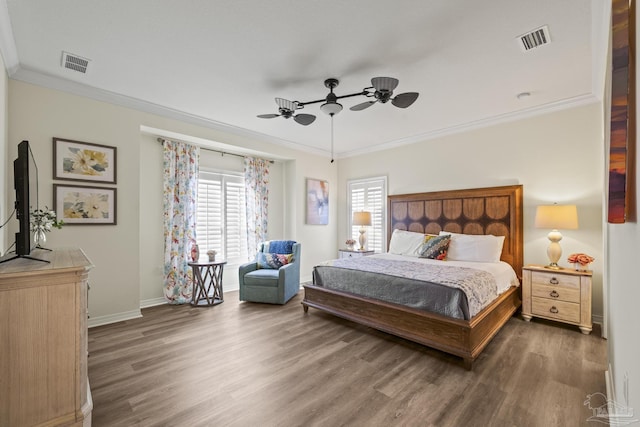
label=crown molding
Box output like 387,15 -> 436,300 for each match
0,0 -> 19,74
8,65 -> 599,163
9,65 -> 330,158
338,93 -> 600,160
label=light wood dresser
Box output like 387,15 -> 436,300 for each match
0,248 -> 93,426
522,264 -> 592,334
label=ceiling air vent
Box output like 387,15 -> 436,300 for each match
61,51 -> 90,74
517,25 -> 551,52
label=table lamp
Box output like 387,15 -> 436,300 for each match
353,211 -> 372,251
534,204 -> 578,269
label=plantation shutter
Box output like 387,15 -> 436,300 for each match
224,178 -> 248,263
197,171 -> 248,264
347,177 -> 387,253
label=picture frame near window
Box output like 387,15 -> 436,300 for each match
54,184 -> 117,225
53,137 -> 117,184
306,178 -> 329,225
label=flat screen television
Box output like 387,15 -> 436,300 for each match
14,140 -> 31,256
0,140 -> 48,264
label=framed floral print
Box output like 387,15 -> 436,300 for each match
53,137 -> 117,184
306,178 -> 329,225
54,184 -> 117,225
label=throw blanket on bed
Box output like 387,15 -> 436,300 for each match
320,257 -> 498,317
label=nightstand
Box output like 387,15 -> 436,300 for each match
338,249 -> 375,259
522,264 -> 592,334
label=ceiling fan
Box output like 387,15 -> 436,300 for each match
257,97 -> 316,125
257,77 -> 419,124
350,77 -> 419,111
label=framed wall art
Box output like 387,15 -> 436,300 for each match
53,137 -> 117,184
306,178 -> 329,225
54,184 -> 117,225
608,0 -> 636,223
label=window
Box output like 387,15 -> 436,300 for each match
197,171 -> 248,264
347,176 -> 387,253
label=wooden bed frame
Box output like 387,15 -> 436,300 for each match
302,185 -> 523,370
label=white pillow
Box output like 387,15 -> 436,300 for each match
439,231 -> 505,263
388,229 -> 426,257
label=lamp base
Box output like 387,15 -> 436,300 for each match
358,228 -> 367,251
544,263 -> 562,270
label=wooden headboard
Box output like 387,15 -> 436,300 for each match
388,185 -> 523,277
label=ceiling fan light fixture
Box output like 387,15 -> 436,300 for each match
320,101 -> 343,115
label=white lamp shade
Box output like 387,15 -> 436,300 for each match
353,211 -> 372,226
534,205 -> 578,230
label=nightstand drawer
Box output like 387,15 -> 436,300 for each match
531,271 -> 580,289
338,250 -> 374,259
531,297 -> 580,323
531,283 -> 581,303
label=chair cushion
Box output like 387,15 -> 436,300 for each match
264,240 -> 296,254
256,253 -> 293,269
243,269 -> 280,287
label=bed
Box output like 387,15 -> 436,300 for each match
302,185 -> 523,370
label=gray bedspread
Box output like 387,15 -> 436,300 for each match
312,256 -> 498,320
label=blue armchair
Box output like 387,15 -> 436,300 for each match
239,240 -> 301,304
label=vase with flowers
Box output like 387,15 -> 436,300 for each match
567,253 -> 594,271
30,207 -> 64,248
345,239 -> 356,251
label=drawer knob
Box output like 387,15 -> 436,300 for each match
549,290 -> 559,298
550,306 -> 559,314
549,277 -> 559,285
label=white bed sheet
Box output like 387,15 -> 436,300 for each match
370,252 -> 519,295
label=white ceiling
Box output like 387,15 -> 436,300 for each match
0,0 -> 608,159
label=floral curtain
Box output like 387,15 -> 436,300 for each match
162,139 -> 199,304
244,157 -> 270,258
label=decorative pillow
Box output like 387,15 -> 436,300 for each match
257,253 -> 294,269
418,235 -> 451,260
439,231 -> 505,263
388,229 -> 427,257
264,240 -> 296,254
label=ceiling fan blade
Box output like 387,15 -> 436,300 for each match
294,113 -> 316,125
257,113 -> 280,119
391,92 -> 419,108
350,100 -> 376,111
275,97 -> 298,111
371,77 -> 399,92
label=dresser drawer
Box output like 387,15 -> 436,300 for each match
531,297 -> 580,323
531,271 -> 580,289
531,282 -> 581,303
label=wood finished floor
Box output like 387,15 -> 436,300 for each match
88,291 -> 607,427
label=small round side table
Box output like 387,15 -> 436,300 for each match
188,260 -> 226,307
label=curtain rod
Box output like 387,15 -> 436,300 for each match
156,137 -> 274,163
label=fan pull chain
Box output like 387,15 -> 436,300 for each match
330,113 -> 335,163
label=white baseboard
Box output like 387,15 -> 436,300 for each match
88,309 -> 142,328
91,278 -> 311,329
140,297 -> 167,308
606,364 -> 615,402
593,314 -> 604,325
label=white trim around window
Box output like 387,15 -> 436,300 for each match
347,176 -> 388,253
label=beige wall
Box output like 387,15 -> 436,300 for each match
605,4 -> 640,415
337,103 -> 605,320
7,80 -> 337,325
0,52 -> 7,254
